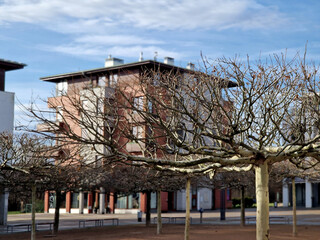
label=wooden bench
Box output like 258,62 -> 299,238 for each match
7,222 -> 54,233
79,218 -> 119,228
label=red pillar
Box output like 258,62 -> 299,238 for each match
95,192 -> 99,208
88,192 -> 93,213
140,193 -> 147,213
215,189 -> 221,209
109,193 -> 115,213
161,192 -> 168,212
44,191 -> 49,213
66,192 -> 71,213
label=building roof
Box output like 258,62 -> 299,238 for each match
40,59 -> 237,88
40,60 -> 192,83
0,59 -> 26,71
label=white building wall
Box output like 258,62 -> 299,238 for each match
176,190 -> 187,211
282,182 -> 289,207
0,91 -> 14,133
305,179 -> 312,208
197,188 -> 212,210
0,91 -> 14,225
176,188 -> 212,211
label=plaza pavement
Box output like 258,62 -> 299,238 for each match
1,207 -> 320,234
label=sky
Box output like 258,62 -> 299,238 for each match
0,0 -> 320,127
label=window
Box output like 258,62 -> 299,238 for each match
148,100 -> 153,113
96,98 -> 104,115
71,193 -> 79,208
132,126 -> 143,140
98,76 -> 106,87
117,193 -> 139,209
95,155 -> 102,167
56,81 -> 68,96
82,100 -> 89,110
227,189 -> 231,201
133,96 -> 144,113
109,74 -> 118,87
153,73 -> 160,86
56,106 -> 63,122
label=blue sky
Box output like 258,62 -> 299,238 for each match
0,0 -> 320,126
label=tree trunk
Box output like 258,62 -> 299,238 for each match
184,177 -> 191,240
53,190 -> 61,234
292,178 -> 297,237
255,162 -> 269,240
240,185 -> 245,227
156,189 -> 162,234
31,184 -> 36,240
145,191 -> 151,226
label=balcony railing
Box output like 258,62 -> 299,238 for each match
126,142 -> 145,152
37,121 -> 68,133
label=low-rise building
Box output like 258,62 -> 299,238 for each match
0,59 -> 25,225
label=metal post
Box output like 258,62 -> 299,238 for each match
220,189 -> 225,221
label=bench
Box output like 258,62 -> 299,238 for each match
153,217 -> 192,224
7,222 -> 54,233
153,217 -> 171,224
36,222 -> 54,231
246,216 -> 290,224
79,218 -> 119,228
79,219 -> 102,228
7,223 -> 31,233
102,218 -> 119,226
171,217 -> 192,224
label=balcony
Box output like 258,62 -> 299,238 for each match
37,121 -> 68,133
126,142 -> 145,152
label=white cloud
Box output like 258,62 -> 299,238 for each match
41,43 -> 183,61
0,0 -> 290,62
76,35 -> 164,46
0,0 -> 287,31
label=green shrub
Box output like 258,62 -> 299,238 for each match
232,197 -> 255,208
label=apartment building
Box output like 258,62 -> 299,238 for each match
39,56 -> 232,214
0,59 -> 25,225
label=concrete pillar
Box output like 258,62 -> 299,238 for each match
66,192 -> 71,213
44,191 -> 49,213
99,187 -> 105,214
0,188 -> 9,225
88,192 -> 93,213
79,191 -> 84,214
282,181 -> 289,207
305,179 -> 312,208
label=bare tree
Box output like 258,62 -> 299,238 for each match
271,159 -> 320,237
206,170 -> 255,226
25,52 -> 320,240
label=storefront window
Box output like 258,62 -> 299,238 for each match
151,192 -> 157,209
117,194 -> 140,209
71,193 -> 79,208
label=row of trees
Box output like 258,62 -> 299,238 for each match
2,52 -> 320,240
0,132 -> 189,238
